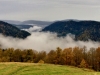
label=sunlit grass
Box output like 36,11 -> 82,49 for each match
0,62 -> 99,75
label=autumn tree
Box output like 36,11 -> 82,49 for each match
46,50 -> 56,64
95,47 -> 100,71
80,59 -> 88,68
55,47 -> 62,64
12,49 -> 22,62
87,48 -> 95,69
62,48 -> 73,65
35,51 -> 46,63
73,47 -> 83,66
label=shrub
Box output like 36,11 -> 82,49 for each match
38,60 -> 44,64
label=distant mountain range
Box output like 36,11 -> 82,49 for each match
21,20 -> 52,25
1,19 -> 100,41
0,21 -> 31,38
2,20 -> 53,29
42,20 -> 100,41
2,20 -> 21,25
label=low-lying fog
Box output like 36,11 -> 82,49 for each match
0,26 -> 100,51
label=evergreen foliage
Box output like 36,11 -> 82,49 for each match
42,20 -> 100,41
0,21 -> 31,38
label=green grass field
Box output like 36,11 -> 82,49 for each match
0,62 -> 99,75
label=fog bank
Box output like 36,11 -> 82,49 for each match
22,26 -> 42,33
0,32 -> 100,51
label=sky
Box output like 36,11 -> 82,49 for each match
0,0 -> 100,21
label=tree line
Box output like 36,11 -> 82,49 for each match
0,47 -> 100,71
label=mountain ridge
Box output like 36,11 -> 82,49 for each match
0,21 -> 31,38
42,20 -> 100,41
2,20 -> 53,29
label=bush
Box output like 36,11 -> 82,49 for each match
38,60 -> 44,64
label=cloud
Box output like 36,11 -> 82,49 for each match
0,0 -> 100,21
12,0 -> 100,6
0,32 -> 99,52
22,26 -> 42,33
62,0 -> 100,6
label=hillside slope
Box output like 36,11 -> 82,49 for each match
0,21 -> 31,38
0,63 -> 98,75
42,20 -> 100,41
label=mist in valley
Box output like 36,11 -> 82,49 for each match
0,26 -> 100,51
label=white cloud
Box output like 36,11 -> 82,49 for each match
22,26 -> 42,33
0,32 -> 99,52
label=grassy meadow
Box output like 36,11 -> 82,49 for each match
0,62 -> 99,75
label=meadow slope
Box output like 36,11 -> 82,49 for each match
0,62 -> 99,75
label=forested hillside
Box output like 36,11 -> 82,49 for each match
0,21 -> 31,38
42,20 -> 100,41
